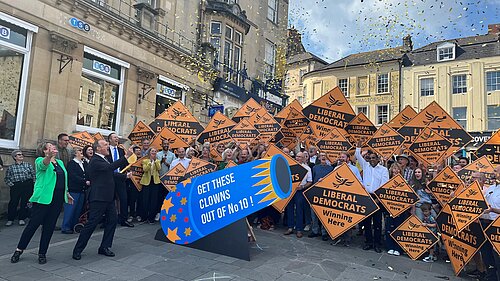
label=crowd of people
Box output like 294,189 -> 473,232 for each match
2,132 -> 500,280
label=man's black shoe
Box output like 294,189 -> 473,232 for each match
363,244 -> 373,251
322,235 -> 329,241
10,250 -> 22,263
38,254 -> 47,264
98,248 -> 115,257
72,252 -> 81,260
308,232 -> 320,238
120,221 -> 134,227
374,246 -> 382,253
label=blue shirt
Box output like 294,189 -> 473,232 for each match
312,164 -> 334,184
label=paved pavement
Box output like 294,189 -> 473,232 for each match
0,219 -> 473,281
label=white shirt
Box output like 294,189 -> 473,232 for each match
300,163 -> 313,187
355,148 -> 389,194
95,152 -> 107,161
110,145 -> 120,162
309,155 -> 317,164
483,184 -> 500,221
72,158 -> 85,171
170,157 -> 191,170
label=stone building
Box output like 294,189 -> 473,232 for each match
283,27 -> 327,104
402,24 -> 500,143
0,0 -> 288,212
300,36 -> 413,126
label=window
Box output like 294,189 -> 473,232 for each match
267,0 -> 278,23
223,40 -> 233,80
357,106 -> 368,116
210,22 -> 221,35
452,107 -> 467,129
376,105 -> 389,125
338,78 -> 348,96
79,86 -> 83,101
486,71 -> 500,92
234,31 -> 242,45
87,89 -> 95,104
225,25 -> 233,40
84,114 -> 93,126
234,45 -> 242,85
488,105 -> 500,131
452,74 -> 467,94
264,40 -> 276,79
377,73 -> 389,93
0,15 -> 37,147
437,43 -> 455,61
420,78 -> 434,96
210,36 -> 220,68
77,47 -> 129,133
299,69 -> 306,85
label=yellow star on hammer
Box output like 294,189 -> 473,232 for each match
170,185 -> 177,192
182,178 -> 191,187
180,197 -> 187,205
170,214 -> 177,222
184,227 -> 192,237
162,198 -> 174,214
166,227 -> 181,243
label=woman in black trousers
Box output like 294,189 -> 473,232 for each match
11,142 -> 73,264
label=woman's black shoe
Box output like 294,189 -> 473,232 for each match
11,250 -> 23,263
38,254 -> 47,264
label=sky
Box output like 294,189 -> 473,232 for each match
288,0 -> 500,63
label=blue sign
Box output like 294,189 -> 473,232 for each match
0,25 -> 10,40
208,105 -> 224,117
160,154 -> 292,244
69,17 -> 90,32
92,60 -> 111,75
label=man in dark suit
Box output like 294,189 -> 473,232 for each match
106,133 -> 133,227
72,139 -> 132,260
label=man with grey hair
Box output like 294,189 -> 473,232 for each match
4,150 -> 35,226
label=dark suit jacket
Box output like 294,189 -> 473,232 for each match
106,146 -> 128,182
67,160 -> 88,193
87,155 -> 129,202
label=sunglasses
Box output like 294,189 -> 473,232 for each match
16,153 -> 23,156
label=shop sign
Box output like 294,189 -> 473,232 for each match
69,17 -> 91,32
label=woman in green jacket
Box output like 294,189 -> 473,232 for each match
140,147 -> 161,224
11,142 -> 73,265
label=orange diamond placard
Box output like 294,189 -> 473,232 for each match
474,129 -> 500,167
408,127 -> 455,167
69,131 -> 95,149
448,181 -> 489,232
302,87 -> 356,139
160,163 -> 186,192
184,157 -> 217,179
275,99 -> 303,124
398,101 -> 472,149
232,98 -> 264,123
366,123 -> 405,160
264,144 -> 307,213
345,112 -> 377,145
427,166 -> 465,206
149,101 -> 204,142
150,127 -> 189,152
436,205 -> 486,276
304,163 -> 379,240
128,121 -> 156,145
374,174 -> 419,218
254,112 -> 281,143
390,215 -> 439,260
129,157 -> 147,191
316,128 -> 353,163
457,156 -> 497,185
483,216 -> 500,256
197,111 -> 236,146
388,105 -> 417,130
228,119 -> 260,149
283,108 -> 309,137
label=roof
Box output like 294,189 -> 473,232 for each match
287,51 -> 328,65
405,33 -> 500,66
321,46 -> 407,70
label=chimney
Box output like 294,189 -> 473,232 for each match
488,24 -> 500,35
402,35 -> 413,52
